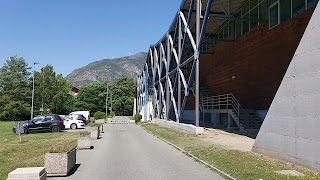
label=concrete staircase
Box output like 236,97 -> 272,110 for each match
199,87 -> 212,125
239,109 -> 262,129
200,88 -> 261,131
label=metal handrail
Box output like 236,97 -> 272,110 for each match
201,93 -> 242,119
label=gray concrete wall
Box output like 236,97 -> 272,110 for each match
252,3 -> 320,171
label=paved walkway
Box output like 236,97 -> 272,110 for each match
49,116 -> 223,180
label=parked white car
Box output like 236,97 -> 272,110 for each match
63,116 -> 85,129
69,111 -> 90,124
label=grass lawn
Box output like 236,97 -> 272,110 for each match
141,123 -> 320,180
0,121 -> 79,180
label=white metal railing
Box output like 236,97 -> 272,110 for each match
201,93 -> 242,119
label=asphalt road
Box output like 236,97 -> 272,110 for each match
50,116 -> 223,180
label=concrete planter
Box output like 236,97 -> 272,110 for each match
90,126 -> 100,139
77,136 -> 91,149
45,148 -> 76,176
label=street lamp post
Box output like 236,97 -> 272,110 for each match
31,62 -> 39,119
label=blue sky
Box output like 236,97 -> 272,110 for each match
0,0 -> 181,76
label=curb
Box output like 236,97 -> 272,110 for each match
140,125 -> 237,180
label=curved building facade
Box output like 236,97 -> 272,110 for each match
136,0 -> 320,171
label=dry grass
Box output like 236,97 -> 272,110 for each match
141,123 -> 320,180
0,121 -> 78,180
79,130 -> 91,136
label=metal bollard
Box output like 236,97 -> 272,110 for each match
101,124 -> 104,133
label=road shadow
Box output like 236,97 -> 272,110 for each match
49,164 -> 81,177
78,146 -> 94,150
66,164 -> 81,176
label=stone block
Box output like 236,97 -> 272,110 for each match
7,167 -> 46,180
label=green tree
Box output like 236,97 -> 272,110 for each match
34,65 -> 56,114
110,76 -> 135,116
51,74 -> 74,114
74,82 -> 108,114
34,65 -> 74,115
0,56 -> 31,120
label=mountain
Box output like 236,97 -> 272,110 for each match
65,52 -> 147,87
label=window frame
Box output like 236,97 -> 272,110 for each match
269,0 -> 280,28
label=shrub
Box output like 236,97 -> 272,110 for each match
49,141 -> 77,153
108,111 -> 115,118
134,114 -> 142,124
79,131 -> 91,136
88,122 -> 103,127
94,111 -> 106,120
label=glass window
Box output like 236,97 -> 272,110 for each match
243,1 -> 250,13
235,11 -> 242,38
292,1 -> 306,16
224,23 -> 229,38
308,0 -> 318,8
218,29 -> 223,39
236,11 -> 241,18
269,2 -> 279,28
229,21 -> 235,36
45,116 -> 53,121
242,13 -> 250,34
259,0 -> 268,21
33,117 -> 44,123
214,34 -> 219,40
280,0 -> 291,22
235,21 -> 242,38
250,6 -> 259,29
251,0 -> 259,8
269,0 -> 278,4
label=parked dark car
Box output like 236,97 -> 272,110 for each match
12,114 -> 65,134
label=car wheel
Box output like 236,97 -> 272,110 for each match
70,123 -> 77,130
51,126 -> 60,133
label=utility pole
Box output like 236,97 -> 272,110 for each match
41,97 -> 44,115
195,0 -> 201,127
31,62 -> 39,119
106,85 -> 108,119
110,93 -> 113,112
